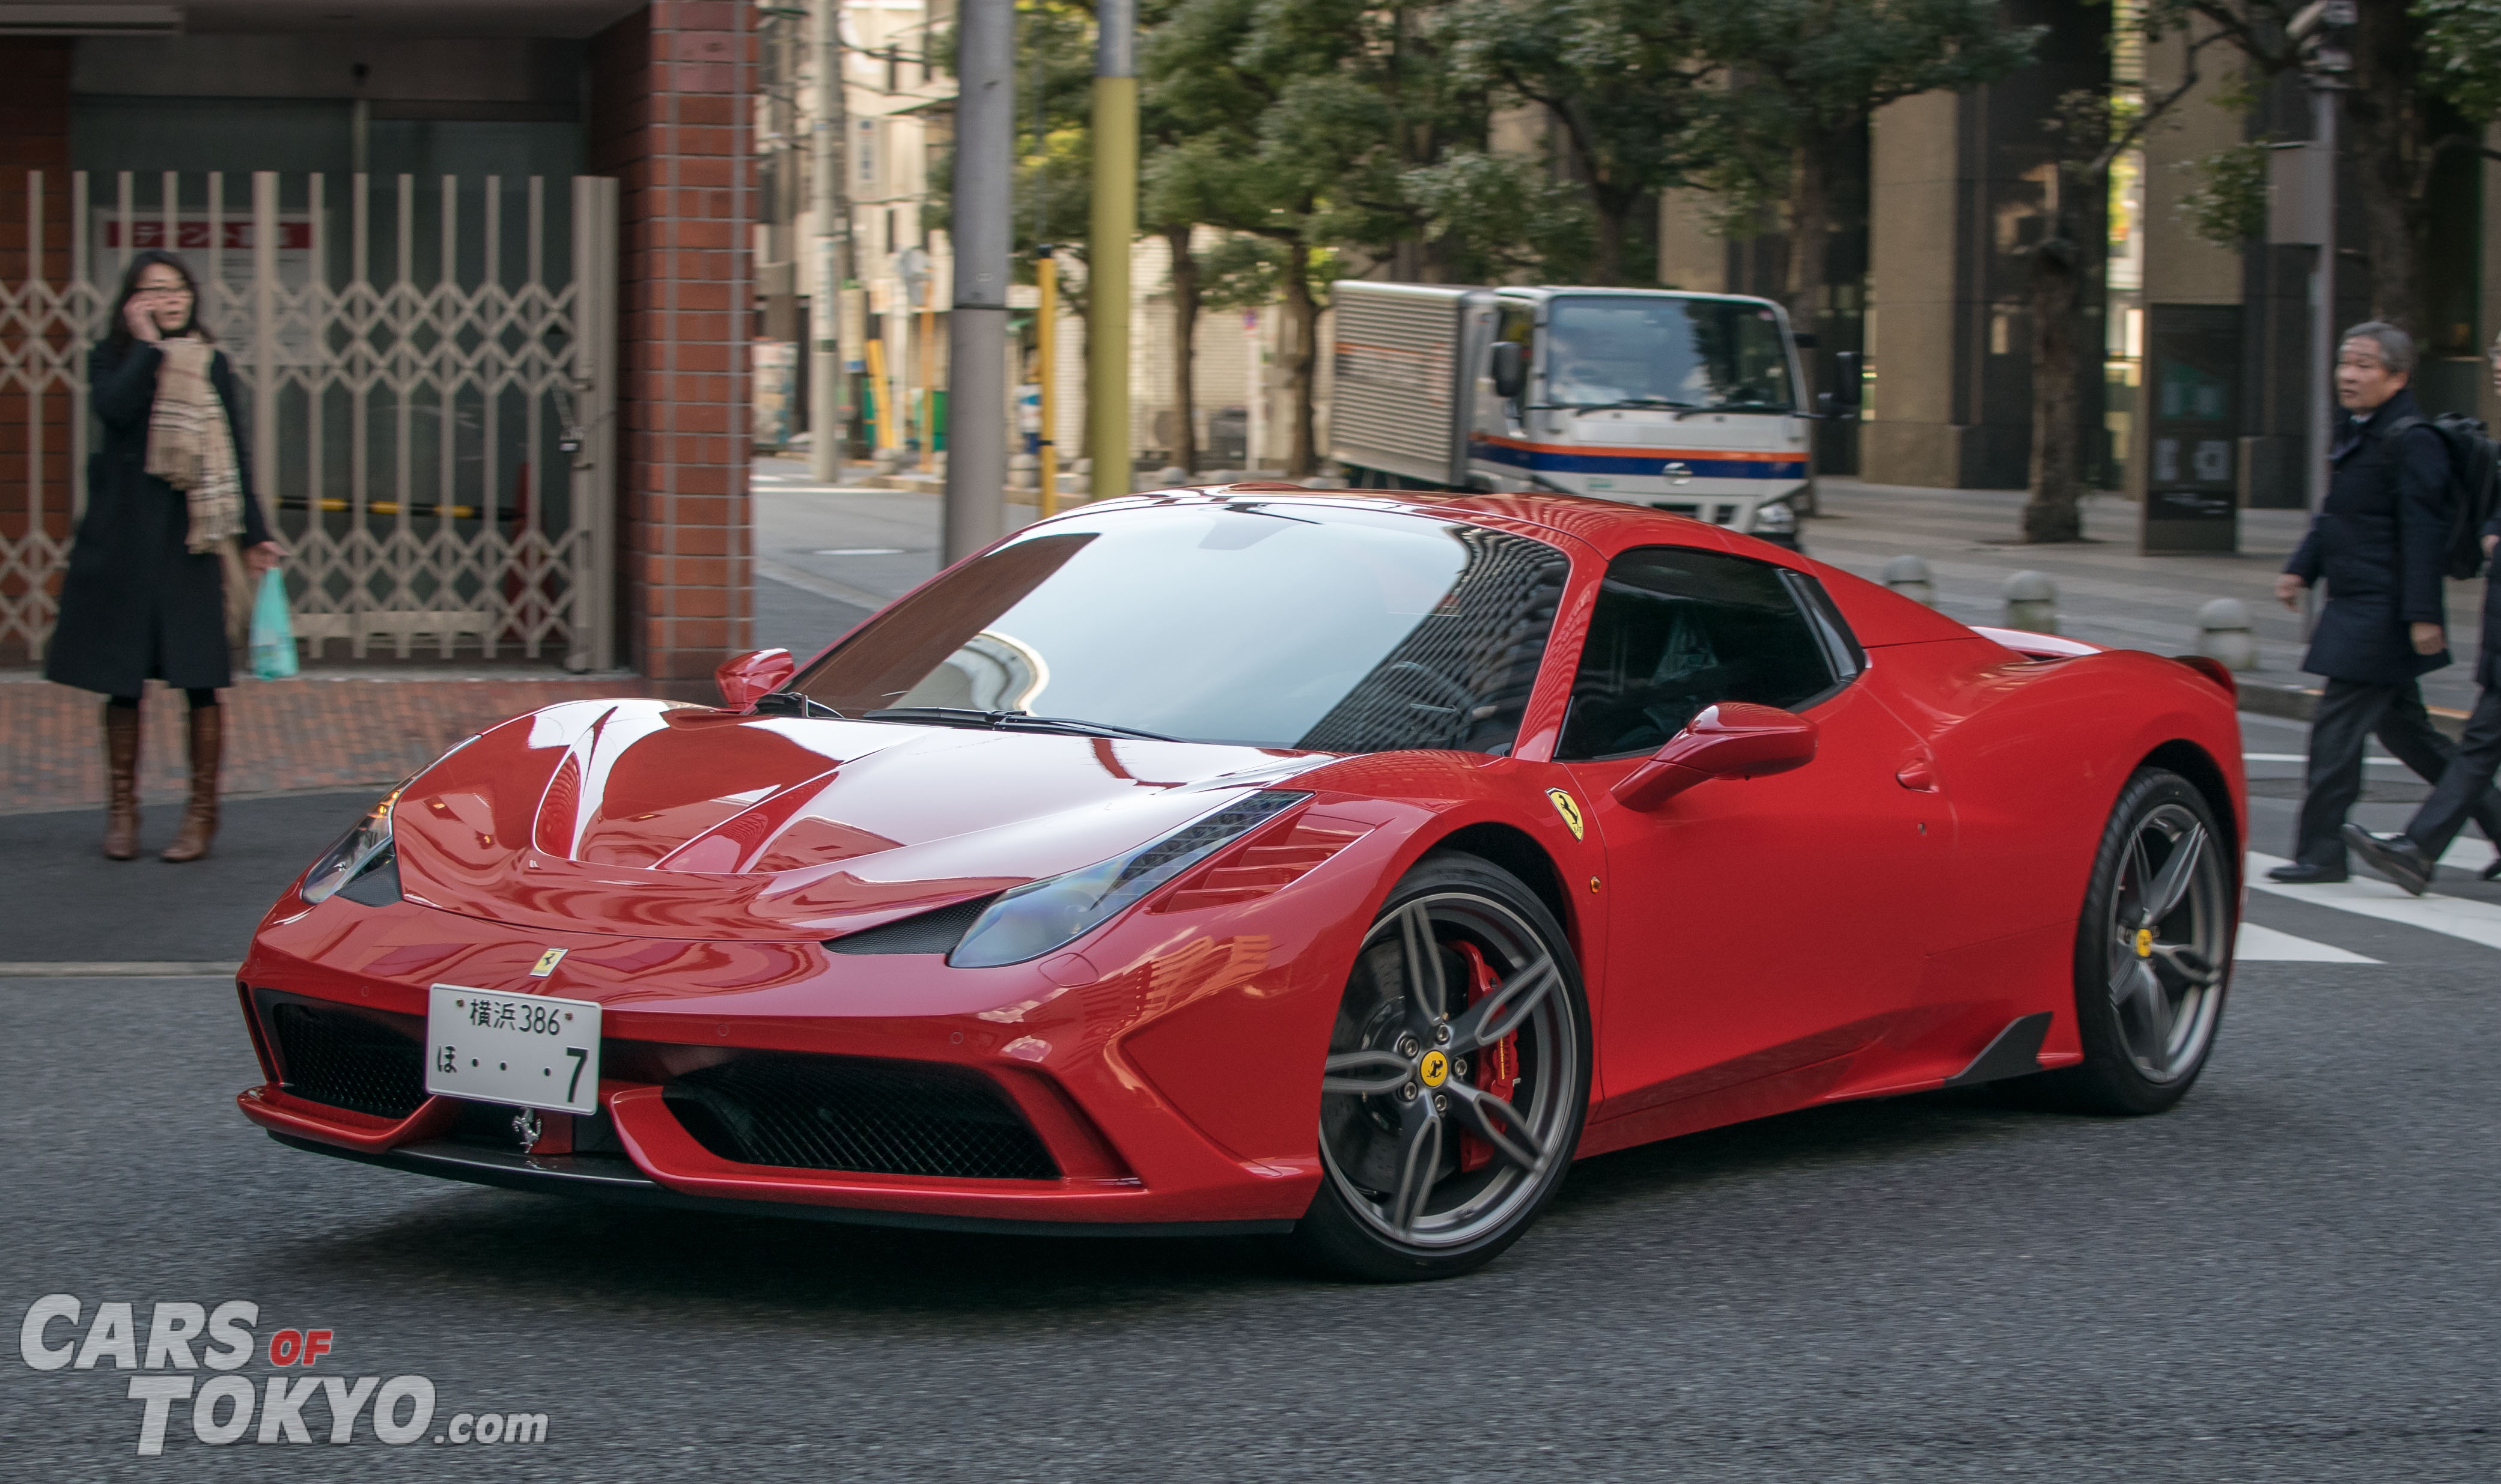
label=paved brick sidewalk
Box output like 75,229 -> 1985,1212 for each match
1802,479 -> 2492,717
4,672 -> 653,815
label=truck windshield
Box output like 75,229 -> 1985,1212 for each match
790,503 -> 1570,754
1543,296 -> 1794,412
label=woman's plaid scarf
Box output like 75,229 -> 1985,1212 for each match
145,338 -> 244,554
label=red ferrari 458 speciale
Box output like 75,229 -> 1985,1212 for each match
236,486 -> 2243,1279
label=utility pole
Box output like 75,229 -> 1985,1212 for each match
1088,0 -> 1136,501
2292,0 -> 2353,524
808,0 -> 853,483
943,0 -> 1014,561
1037,245 -> 1059,517
2289,0 -> 2353,639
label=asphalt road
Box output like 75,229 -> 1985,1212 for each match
7,716 -> 2501,1480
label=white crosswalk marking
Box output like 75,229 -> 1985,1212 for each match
2248,851 -> 2501,952
2234,923 -> 2378,963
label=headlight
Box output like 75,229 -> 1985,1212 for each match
1749,499 -> 1797,535
297,735 -> 480,904
948,791 -> 1311,968
298,786 -> 401,904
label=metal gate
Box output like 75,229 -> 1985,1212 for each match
1,170 -> 618,670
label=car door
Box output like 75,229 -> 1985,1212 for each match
1555,545 -> 1950,1117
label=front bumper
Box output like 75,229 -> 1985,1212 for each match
235,875 -> 1374,1231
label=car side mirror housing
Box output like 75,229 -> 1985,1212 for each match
1610,702 -> 1819,811
716,648 -> 796,711
1818,350 -> 1863,421
1490,341 -> 1526,400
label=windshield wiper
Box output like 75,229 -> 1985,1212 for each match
861,707 -> 1184,742
752,690 -> 845,719
1562,398 -> 1705,418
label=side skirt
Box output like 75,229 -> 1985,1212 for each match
1939,1012 -> 2054,1089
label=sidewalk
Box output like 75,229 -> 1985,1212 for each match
1802,478 -> 2487,719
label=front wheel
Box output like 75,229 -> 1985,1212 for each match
1290,853 -> 1592,1282
2033,767 -> 2234,1115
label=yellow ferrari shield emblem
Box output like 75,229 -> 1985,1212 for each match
1419,1050 -> 1450,1087
529,947 -> 567,979
2133,928 -> 2153,959
1546,788 -> 1585,841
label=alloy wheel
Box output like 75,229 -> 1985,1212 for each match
2106,801 -> 2228,1083
1318,889 -> 1579,1250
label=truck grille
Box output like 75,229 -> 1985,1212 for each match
268,1001 -> 429,1119
663,1053 -> 1059,1181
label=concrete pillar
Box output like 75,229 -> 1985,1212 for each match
588,1 -> 757,698
1861,0 -> 2106,491
1656,189 -> 1726,293
2132,15 -> 2246,510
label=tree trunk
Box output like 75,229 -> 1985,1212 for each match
1279,242 -> 1318,476
2021,221 -> 2085,544
1590,200 -> 1625,287
1163,223 -> 1201,472
2345,0 -> 2429,332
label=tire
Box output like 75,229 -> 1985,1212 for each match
1288,851 -> 1592,1282
2030,767 -> 2234,1115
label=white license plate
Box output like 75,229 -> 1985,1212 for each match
424,984 -> 602,1115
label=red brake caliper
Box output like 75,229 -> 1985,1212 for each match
1451,941 -> 1519,1173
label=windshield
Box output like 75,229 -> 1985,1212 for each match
790,503 -> 1570,753
1542,295 -> 1795,412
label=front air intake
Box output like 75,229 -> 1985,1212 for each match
663,1053 -> 1059,1180
267,1000 -> 429,1119
824,895 -> 997,955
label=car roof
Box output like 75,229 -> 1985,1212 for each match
1070,484 -> 1974,649
1091,482 -> 1760,562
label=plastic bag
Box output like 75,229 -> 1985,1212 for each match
249,567 -> 299,680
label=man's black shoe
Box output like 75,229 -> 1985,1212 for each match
2483,856 -> 2501,883
2342,824 -> 2432,896
2266,861 -> 2348,884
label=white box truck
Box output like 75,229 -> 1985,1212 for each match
1327,281 -> 1853,547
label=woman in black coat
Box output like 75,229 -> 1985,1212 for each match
43,249 -> 281,862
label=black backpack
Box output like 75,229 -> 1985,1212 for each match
2384,412 -> 2501,580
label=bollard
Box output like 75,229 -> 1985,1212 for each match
1881,555 -> 1937,609
2003,570 -> 2059,634
2197,597 -> 2259,672
1007,452 -> 1039,491
1152,464 -> 1190,488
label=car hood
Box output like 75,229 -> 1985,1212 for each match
384,699 -> 1335,941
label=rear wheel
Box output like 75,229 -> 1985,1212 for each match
1290,853 -> 1591,1282
2033,767 -> 2232,1114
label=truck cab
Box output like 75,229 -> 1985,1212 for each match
1329,282 -> 1829,546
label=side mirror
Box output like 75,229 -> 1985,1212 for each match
1818,350 -> 1863,421
1490,341 -> 1526,400
1610,702 -> 1818,811
716,648 -> 796,711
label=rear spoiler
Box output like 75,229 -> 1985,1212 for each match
1972,625 -> 2237,700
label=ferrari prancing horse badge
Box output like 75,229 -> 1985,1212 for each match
529,947 -> 567,979
1546,789 -> 1585,841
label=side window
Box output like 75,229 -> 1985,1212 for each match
1558,547 -> 1847,761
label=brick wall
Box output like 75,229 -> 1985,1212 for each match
589,1 -> 755,702
0,40 -> 73,666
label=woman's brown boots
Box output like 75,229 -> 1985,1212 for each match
102,704 -> 141,860
162,705 -> 222,862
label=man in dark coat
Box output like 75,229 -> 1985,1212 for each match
2268,321 -> 2501,883
2347,335 -> 2501,893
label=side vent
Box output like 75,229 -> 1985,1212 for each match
826,895 -> 999,955
1154,820 -> 1366,913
